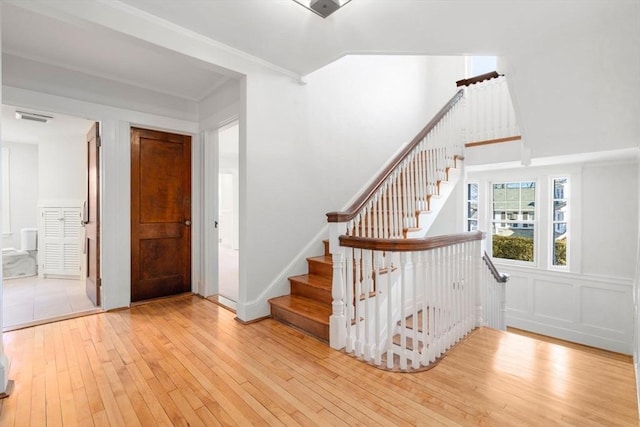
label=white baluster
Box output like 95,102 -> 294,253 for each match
345,247 -> 355,353
374,250 -> 382,366
386,251 -> 394,369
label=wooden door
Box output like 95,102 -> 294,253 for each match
131,128 -> 192,302
85,122 -> 100,305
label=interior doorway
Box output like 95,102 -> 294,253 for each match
216,121 -> 239,308
1,105 -> 99,330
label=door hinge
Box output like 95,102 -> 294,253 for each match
96,135 -> 102,148
98,278 -> 102,288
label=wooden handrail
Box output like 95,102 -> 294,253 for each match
326,89 -> 465,223
456,71 -> 502,87
482,251 -> 509,283
339,231 -> 484,252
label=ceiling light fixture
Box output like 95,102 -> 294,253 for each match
15,111 -> 53,123
293,0 -> 353,18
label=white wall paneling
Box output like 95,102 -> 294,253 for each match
505,267 -> 633,354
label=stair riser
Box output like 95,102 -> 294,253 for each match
290,281 -> 332,304
270,306 -> 329,341
308,259 -> 332,277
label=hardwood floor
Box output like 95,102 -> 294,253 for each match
0,294 -> 637,426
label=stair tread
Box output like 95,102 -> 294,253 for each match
269,295 -> 330,324
307,255 -> 332,264
289,274 -> 332,289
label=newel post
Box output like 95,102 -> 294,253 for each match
329,222 -> 347,349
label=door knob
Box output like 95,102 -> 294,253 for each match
185,220 -> 192,226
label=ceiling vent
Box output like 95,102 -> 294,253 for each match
15,111 -> 53,123
293,0 -> 352,18
310,0 -> 340,17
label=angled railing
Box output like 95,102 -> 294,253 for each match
327,89 -> 465,239
481,252 -> 509,331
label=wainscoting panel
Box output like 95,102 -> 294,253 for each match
501,266 -> 633,354
533,280 -> 574,322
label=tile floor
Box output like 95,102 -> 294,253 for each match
3,276 -> 97,329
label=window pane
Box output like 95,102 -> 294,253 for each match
468,183 -> 478,201
553,234 -> 567,266
492,181 -> 536,263
492,225 -> 535,262
554,178 -> 567,198
467,202 -> 478,219
467,220 -> 478,231
552,177 -> 569,267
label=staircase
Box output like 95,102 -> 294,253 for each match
268,160 -> 461,342
268,240 -> 333,341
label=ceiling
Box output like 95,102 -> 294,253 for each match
1,105 -> 94,145
1,2 -> 236,103
114,0 -> 618,75
1,0 -> 636,153
3,0 -> 625,84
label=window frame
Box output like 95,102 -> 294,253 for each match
549,175 -> 569,271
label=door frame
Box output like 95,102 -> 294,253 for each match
202,118 -> 239,299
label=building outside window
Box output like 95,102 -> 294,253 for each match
552,177 -> 568,267
466,182 -> 478,231
491,181 -> 536,262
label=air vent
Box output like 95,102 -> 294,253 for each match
15,111 -> 53,123
310,0 -> 340,17
293,0 -> 352,18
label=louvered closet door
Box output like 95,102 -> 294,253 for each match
41,207 -> 82,278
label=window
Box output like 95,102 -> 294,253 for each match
466,183 -> 478,231
552,177 -> 568,267
491,181 -> 536,262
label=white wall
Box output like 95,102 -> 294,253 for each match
582,162 -> 638,278
237,55 -> 466,320
4,54 -> 199,123
499,1 -> 639,160
2,142 -> 38,249
38,135 -> 86,203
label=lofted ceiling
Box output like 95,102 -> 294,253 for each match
1,0 -> 637,157
114,0 -> 618,75
3,0 -> 626,83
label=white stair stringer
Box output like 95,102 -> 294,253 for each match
406,167 -> 461,239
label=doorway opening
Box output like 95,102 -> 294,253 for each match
216,121 -> 239,309
1,105 -> 100,330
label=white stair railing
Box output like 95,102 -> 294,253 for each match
326,89 -> 466,240
327,73 -> 517,367
331,232 -> 489,371
462,73 -> 520,144
480,252 -> 509,331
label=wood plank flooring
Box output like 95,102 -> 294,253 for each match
0,294 -> 637,426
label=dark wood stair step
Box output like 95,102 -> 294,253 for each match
269,295 -> 330,342
289,274 -> 332,304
